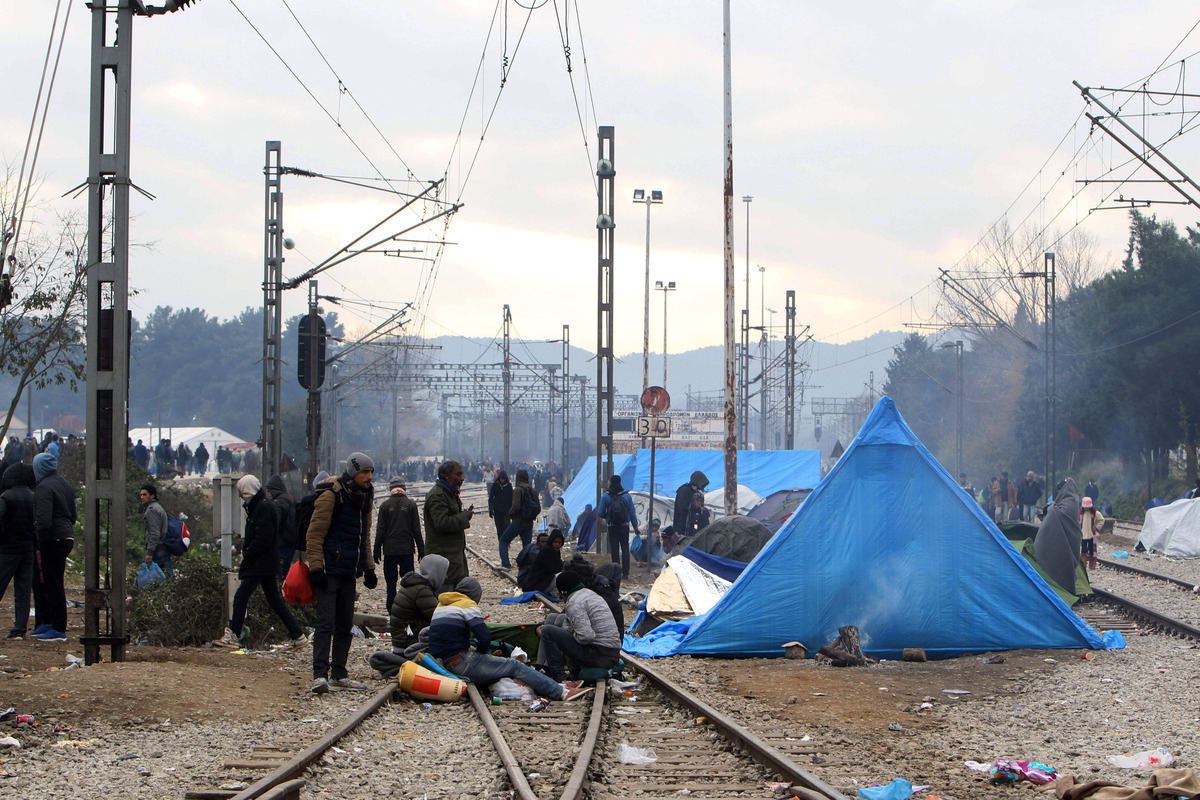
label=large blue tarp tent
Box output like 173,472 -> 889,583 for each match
561,449 -> 821,523
627,397 -> 1107,660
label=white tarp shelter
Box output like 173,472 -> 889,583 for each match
1138,498 -> 1200,558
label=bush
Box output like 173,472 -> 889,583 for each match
128,552 -> 317,649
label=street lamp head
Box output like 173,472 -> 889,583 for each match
633,189 -> 645,200
650,190 -> 663,202
743,195 -> 753,203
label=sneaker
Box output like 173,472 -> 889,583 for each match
287,633 -> 310,649
5,632 -> 24,640
311,677 -> 330,694
218,627 -> 240,647
562,685 -> 594,702
563,680 -> 585,690
33,624 -> 51,636
35,629 -> 67,642
330,677 -> 369,690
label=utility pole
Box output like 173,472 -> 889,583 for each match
722,1 -> 738,515
261,141 -> 284,479
561,324 -> 570,469
1046,252 -> 1057,491
785,290 -> 796,449
502,304 -> 512,467
596,127 -> 617,528
300,280 -> 325,481
758,265 -> 767,450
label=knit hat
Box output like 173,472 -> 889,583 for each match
388,478 -> 406,491
556,569 -> 585,597
236,474 -> 262,500
1081,496 -> 1093,508
346,452 -> 374,475
32,452 -> 57,482
312,470 -> 331,489
608,474 -> 623,492
455,577 -> 483,602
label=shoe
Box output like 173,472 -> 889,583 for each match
33,624 -> 51,636
287,633 -> 310,649
562,685 -> 594,702
5,632 -> 23,640
311,677 -> 330,694
35,629 -> 67,642
330,677 -> 369,690
563,680 -> 585,690
219,627 -> 240,646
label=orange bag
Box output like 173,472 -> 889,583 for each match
282,560 -> 316,605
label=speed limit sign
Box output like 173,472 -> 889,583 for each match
635,415 -> 671,438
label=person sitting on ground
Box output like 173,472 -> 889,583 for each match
535,569 -> 622,682
515,531 -> 549,592
566,551 -> 595,585
634,518 -> 666,568
388,554 -> 449,652
221,475 -> 308,650
427,576 -> 591,702
591,562 -> 626,637
544,495 -> 570,535
523,529 -> 565,598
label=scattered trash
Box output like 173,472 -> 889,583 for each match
1111,551 -> 1129,558
115,755 -> 140,761
941,689 -> 970,695
857,777 -> 913,799
901,648 -> 926,662
489,677 -> 535,702
917,703 -> 934,713
608,677 -> 642,692
0,736 -> 20,750
349,625 -> 366,639
782,641 -> 808,659
879,687 -> 889,692
0,708 -> 12,721
510,646 -> 527,662
887,722 -> 905,732
1081,652 -> 1096,660
219,782 -> 249,791
330,746 -> 347,755
527,698 -> 551,712
1108,747 -> 1174,769
14,715 -> 33,725
983,655 -> 1005,664
964,761 -> 990,773
616,742 -> 658,765
988,758 -> 1057,785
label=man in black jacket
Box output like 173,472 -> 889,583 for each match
32,453 -> 75,641
0,463 -> 37,639
487,470 -> 513,549
221,475 -> 307,650
374,478 -> 424,612
673,471 -> 709,536
266,474 -> 299,582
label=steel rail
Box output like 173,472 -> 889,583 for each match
467,684 -> 539,800
1096,557 -> 1198,592
227,682 -> 398,800
558,682 -> 606,800
1091,587 -> 1200,640
627,655 -> 852,800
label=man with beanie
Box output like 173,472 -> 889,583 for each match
374,478 -> 425,611
596,474 -> 639,578
220,475 -> 308,649
498,468 -> 537,569
423,460 -> 474,590
0,463 -> 38,639
427,577 -> 592,702
307,451 -> 377,693
140,483 -> 172,578
535,569 -> 622,681
487,469 -> 513,548
32,452 -> 76,641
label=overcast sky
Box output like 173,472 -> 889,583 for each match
6,1 -> 1200,358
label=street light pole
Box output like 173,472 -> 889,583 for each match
655,280 -> 676,388
633,189 -> 663,397
941,340 -> 964,478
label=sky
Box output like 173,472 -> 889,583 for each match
5,1 -> 1200,361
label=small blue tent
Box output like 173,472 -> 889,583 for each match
667,397 -> 1105,659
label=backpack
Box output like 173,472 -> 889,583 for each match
163,514 -> 191,556
520,487 -> 540,522
607,491 -> 629,526
296,486 -> 337,553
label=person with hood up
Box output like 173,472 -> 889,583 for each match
374,478 -> 425,611
423,460 -> 474,590
487,469 -> 513,546
427,577 -> 592,702
535,569 -> 622,681
33,452 -> 76,641
266,474 -> 299,582
307,452 -> 378,694
221,475 -> 308,649
545,495 -> 571,534
1034,477 -> 1084,596
596,475 -> 639,578
0,463 -> 38,639
524,529 -> 565,598
673,471 -> 709,537
515,531 -> 549,591
498,468 -> 538,569
591,562 -> 626,636
387,553 -> 448,650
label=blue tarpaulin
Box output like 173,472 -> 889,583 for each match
623,397 -> 1112,660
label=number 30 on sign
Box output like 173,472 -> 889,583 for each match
635,416 -> 671,438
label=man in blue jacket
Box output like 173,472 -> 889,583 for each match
596,475 -> 639,579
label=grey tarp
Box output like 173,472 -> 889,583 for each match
686,515 -> 774,563
1034,477 -> 1082,597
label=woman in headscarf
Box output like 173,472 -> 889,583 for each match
1034,477 -> 1083,596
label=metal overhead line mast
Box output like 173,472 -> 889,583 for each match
596,127 -> 616,519
262,141 -> 284,479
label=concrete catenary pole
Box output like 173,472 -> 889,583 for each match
722,0 -> 738,515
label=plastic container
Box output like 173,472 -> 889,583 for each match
1108,748 -> 1174,769
528,698 -> 550,712
398,660 -> 466,702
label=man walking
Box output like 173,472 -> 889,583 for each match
306,452 -> 378,693
992,472 -> 1016,523
487,469 -> 513,553
422,460 -> 474,590
1017,471 -> 1043,522
498,468 -> 537,569
597,475 -> 639,578
374,478 -> 425,612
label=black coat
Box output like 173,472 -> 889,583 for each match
488,479 -> 513,518
374,492 -> 424,559
0,464 -> 37,555
523,544 -> 562,593
240,489 -> 280,578
34,472 -> 77,545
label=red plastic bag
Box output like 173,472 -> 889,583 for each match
282,561 -> 315,605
